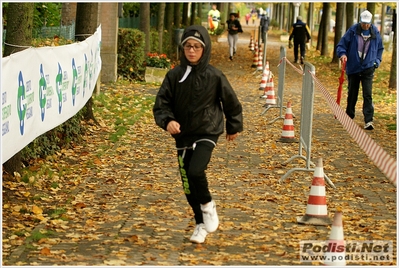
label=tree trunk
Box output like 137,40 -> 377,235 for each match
75,3 -> 99,124
3,3 -> 34,174
389,9 -> 397,89
139,3 -> 150,54
157,3 -> 165,53
381,3 -> 387,34
316,12 -> 324,51
320,3 -> 330,56
346,3 -> 354,31
366,3 -> 376,16
173,3 -> 181,29
332,3 -> 345,63
182,3 -> 189,27
190,2 -> 196,25
165,3 -> 174,34
61,3 -> 77,26
197,3 -> 202,25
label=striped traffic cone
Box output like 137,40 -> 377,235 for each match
278,102 -> 298,143
264,75 -> 276,105
257,47 -> 263,71
249,36 -> 254,50
324,211 -> 346,266
297,158 -> 331,225
251,47 -> 258,68
259,67 -> 269,91
254,40 -> 258,53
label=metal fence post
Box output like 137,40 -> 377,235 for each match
261,46 -> 287,124
279,62 -> 335,188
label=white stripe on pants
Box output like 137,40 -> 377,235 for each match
228,33 -> 238,57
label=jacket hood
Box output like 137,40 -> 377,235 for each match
180,25 -> 211,72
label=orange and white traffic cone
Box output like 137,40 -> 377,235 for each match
297,158 -> 331,225
259,68 -> 269,92
252,47 -> 258,68
323,210 -> 346,266
264,75 -> 276,105
254,40 -> 258,53
249,36 -> 254,50
278,102 -> 298,143
257,47 -> 263,71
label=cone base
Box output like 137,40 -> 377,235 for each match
277,137 -> 299,143
297,215 -> 331,226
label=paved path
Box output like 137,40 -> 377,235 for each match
3,30 -> 396,266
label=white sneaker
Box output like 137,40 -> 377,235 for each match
201,200 -> 219,233
190,223 -> 208,243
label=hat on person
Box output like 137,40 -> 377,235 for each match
297,16 -> 302,21
360,10 -> 373,24
181,30 -> 206,47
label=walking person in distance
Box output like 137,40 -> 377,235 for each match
153,25 -> 243,244
226,12 -> 243,61
336,10 -> 384,130
288,16 -> 311,64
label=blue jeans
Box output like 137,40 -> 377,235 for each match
346,67 -> 375,124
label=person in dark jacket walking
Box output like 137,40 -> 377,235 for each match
288,16 -> 311,64
260,10 -> 269,43
226,13 -> 243,61
153,25 -> 243,244
336,10 -> 384,130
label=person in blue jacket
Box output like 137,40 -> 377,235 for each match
336,10 -> 384,130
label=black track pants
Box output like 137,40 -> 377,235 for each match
177,141 -> 215,224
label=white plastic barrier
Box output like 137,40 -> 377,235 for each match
2,26 -> 102,163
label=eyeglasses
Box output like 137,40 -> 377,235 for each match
183,44 -> 203,51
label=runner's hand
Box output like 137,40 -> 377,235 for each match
226,133 -> 238,141
167,120 -> 181,135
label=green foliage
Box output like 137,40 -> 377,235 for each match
117,28 -> 146,81
122,3 -> 140,17
149,29 -> 174,57
270,19 -> 279,28
33,3 -> 62,28
117,28 -> 174,81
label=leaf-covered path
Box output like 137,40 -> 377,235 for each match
2,30 -> 396,266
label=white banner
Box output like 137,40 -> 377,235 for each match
2,26 -> 102,164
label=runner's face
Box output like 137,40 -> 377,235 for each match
183,40 -> 204,65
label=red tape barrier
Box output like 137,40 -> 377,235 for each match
308,70 -> 397,187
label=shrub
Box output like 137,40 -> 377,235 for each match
117,28 -> 146,81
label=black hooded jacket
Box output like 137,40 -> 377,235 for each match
153,25 -> 243,148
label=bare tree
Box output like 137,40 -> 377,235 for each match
165,3 -> 174,49
139,3 -> 150,54
3,3 -> 34,174
173,3 -> 181,29
319,3 -> 330,56
197,3 -> 202,24
61,3 -> 77,26
366,3 -> 376,15
346,3 -> 354,30
332,3 -> 345,63
182,3 -> 189,27
75,3 -> 99,123
190,2 -> 196,25
157,3 -> 166,53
